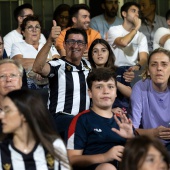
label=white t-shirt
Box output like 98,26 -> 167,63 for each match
153,27 -> 170,50
10,41 -> 59,59
4,30 -> 46,56
107,25 -> 148,67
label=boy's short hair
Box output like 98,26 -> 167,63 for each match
13,3 -> 33,21
87,67 -> 117,90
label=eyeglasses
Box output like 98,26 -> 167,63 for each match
0,73 -> 21,82
66,39 -> 86,47
0,42 -> 4,49
59,15 -> 69,20
25,25 -> 41,32
105,0 -> 119,5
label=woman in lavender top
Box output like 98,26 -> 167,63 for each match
130,48 -> 170,150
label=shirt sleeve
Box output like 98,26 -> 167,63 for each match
107,26 -> 121,46
130,82 -> 143,128
67,115 -> 88,150
4,35 -> 13,57
153,27 -> 170,50
10,43 -> 22,58
53,139 -> 71,170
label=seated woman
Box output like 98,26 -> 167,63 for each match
0,89 -> 70,170
53,4 -> 70,31
88,38 -> 134,114
120,135 -> 170,170
130,48 -> 170,151
10,15 -> 60,89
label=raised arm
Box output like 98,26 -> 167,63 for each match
32,20 -> 61,76
114,17 -> 141,47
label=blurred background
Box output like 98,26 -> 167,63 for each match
0,0 -> 169,36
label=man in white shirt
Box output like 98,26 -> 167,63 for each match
4,3 -> 46,57
108,2 -> 148,71
154,9 -> 170,50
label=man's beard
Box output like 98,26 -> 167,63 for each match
105,10 -> 117,18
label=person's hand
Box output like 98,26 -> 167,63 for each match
133,16 -> 141,31
103,145 -> 124,162
153,126 -> 170,140
83,50 -> 88,60
112,113 -> 134,139
112,107 -> 125,115
49,20 -> 61,43
123,67 -> 135,82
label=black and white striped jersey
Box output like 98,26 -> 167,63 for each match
48,57 -> 91,116
0,138 -> 70,170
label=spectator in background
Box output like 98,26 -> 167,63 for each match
3,3 -> 46,57
90,0 -> 123,40
10,15 -> 60,89
139,0 -> 167,53
0,89 -> 70,170
55,4 -> 101,57
107,2 -> 148,72
154,9 -> 170,50
120,135 -> 170,170
53,4 -> 70,31
88,38 -> 133,113
130,48 -> 170,152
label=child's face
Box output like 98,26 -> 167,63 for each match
88,78 -> 117,110
138,146 -> 168,170
92,43 -> 109,68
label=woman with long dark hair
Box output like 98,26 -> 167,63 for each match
0,89 -> 70,170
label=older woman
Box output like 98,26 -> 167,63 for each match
10,15 -> 60,89
130,48 -> 170,150
53,4 -> 70,31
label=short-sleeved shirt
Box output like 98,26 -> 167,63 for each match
4,30 -> 46,57
67,109 -> 126,155
47,57 -> 91,116
10,41 -> 59,89
0,138 -> 70,170
10,41 -> 58,60
108,25 -> 148,67
90,14 -> 123,40
130,79 -> 170,129
55,27 -> 101,51
139,14 -> 168,53
153,27 -> 170,50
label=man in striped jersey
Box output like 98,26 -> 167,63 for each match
33,22 -> 91,139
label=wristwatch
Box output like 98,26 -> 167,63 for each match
135,63 -> 141,70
